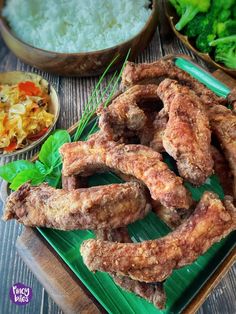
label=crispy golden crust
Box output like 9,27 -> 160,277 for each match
121,59 -> 226,107
157,79 -> 213,185
95,228 -> 166,309
60,140 -> 192,209
211,146 -> 234,196
3,182 -> 151,230
97,84 -> 159,141
209,105 -> 236,197
81,192 -> 236,283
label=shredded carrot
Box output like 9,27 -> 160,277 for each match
18,81 -> 41,96
4,138 -> 17,152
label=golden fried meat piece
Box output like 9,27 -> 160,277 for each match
81,192 -> 236,283
211,146 -> 234,196
157,79 -> 213,185
97,84 -> 159,141
60,140 -> 192,209
95,228 -> 166,309
121,59 -> 226,107
209,105 -> 236,197
3,182 -> 151,230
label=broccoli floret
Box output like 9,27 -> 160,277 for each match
211,0 -> 235,14
169,0 -> 211,31
217,20 -> 236,38
185,13 -> 210,38
210,35 -> 236,69
218,9 -> 231,22
196,33 -> 215,53
169,0 -> 182,16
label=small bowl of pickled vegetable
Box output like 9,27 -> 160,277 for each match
0,71 -> 60,157
164,1 -> 236,77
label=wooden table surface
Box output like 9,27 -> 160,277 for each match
0,1 -> 235,313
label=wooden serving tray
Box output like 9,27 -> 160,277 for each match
1,67 -> 236,314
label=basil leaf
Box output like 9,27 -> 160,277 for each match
39,130 -> 71,168
35,160 -> 48,175
44,166 -> 62,187
10,169 -> 45,191
0,160 -> 35,183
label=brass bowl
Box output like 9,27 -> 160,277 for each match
0,0 -> 158,77
0,71 -> 60,157
164,1 -> 236,78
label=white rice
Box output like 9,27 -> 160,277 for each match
3,0 -> 152,53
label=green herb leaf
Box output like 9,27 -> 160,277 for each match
44,166 -> 62,187
35,160 -> 48,175
39,130 -> 71,168
0,160 -> 35,183
10,169 -> 45,190
73,54 -> 120,141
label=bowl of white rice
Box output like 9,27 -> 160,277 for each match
0,0 -> 158,76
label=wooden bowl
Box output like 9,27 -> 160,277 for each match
164,1 -> 236,78
0,0 -> 158,77
0,71 -> 60,157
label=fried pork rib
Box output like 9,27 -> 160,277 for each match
97,84 -> 159,141
95,228 -> 166,309
81,192 -> 236,283
60,140 -> 191,209
3,182 -> 151,230
209,105 -> 236,197
157,79 -> 213,185
121,59 -> 226,107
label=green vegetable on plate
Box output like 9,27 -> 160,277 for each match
210,35 -> 236,69
170,0 -> 211,31
170,0 -> 236,68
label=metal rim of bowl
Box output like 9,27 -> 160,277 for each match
0,0 -> 158,56
0,71 -> 60,158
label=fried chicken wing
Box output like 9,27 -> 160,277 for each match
81,192 -> 236,283
209,105 -> 236,197
97,84 -> 159,142
157,79 -> 213,185
121,59 -> 226,107
60,140 -> 192,209
95,228 -> 166,309
3,182 -> 151,230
